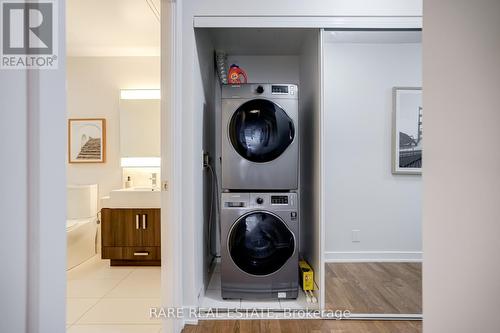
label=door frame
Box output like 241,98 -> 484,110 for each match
8,1 -> 68,331
160,0 -> 184,332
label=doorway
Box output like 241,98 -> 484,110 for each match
65,1 -> 162,331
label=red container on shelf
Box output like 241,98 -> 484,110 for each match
227,64 -> 247,84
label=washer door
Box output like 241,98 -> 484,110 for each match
228,211 -> 295,276
229,99 -> 295,163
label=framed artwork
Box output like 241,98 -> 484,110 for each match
68,118 -> 106,163
392,87 -> 422,174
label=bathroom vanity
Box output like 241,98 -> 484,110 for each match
101,208 -> 161,266
99,88 -> 162,266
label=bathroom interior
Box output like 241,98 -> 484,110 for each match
64,0 -> 422,330
65,0 -> 163,331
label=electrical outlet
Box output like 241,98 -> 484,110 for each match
352,229 -> 360,243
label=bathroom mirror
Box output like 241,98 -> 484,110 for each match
119,89 -> 160,159
322,30 -> 422,316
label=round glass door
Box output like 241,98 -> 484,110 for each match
228,211 -> 295,276
229,99 -> 295,163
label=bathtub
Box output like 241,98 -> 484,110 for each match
67,184 -> 98,269
67,217 -> 97,269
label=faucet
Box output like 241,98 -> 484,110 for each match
150,173 -> 157,190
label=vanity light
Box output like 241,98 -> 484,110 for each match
120,89 -> 160,100
120,157 -> 161,167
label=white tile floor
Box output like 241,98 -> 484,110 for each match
67,257 -> 315,331
200,264 -> 313,311
66,255 -> 162,332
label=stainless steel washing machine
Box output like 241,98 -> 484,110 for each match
221,83 -> 299,190
221,192 -> 299,299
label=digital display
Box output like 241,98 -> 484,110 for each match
271,85 -> 289,94
227,202 -> 245,207
271,196 -> 289,204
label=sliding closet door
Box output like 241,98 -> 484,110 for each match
322,30 -> 423,316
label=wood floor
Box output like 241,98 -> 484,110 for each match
325,263 -> 422,314
182,320 -> 422,333
182,263 -> 422,332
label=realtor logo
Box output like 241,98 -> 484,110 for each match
1,0 -> 58,69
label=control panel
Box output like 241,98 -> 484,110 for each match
226,201 -> 245,208
271,85 -> 289,94
271,195 -> 289,205
222,193 -> 296,210
222,84 -> 297,99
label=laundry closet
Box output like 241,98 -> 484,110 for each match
164,4 -> 423,319
195,28 -> 322,311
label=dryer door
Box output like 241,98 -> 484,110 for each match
228,99 -> 295,163
228,211 -> 295,276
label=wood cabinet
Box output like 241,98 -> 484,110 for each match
101,208 -> 160,266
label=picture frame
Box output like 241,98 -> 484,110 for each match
392,87 -> 422,175
68,118 -> 106,163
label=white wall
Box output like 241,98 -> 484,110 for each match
0,58 -> 29,333
226,56 -> 299,84
67,56 -> 160,199
298,30 -> 322,294
1,2 -> 67,332
323,41 -> 422,261
423,0 -> 500,332
193,28 -> 216,299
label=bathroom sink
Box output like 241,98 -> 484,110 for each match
105,187 -> 161,208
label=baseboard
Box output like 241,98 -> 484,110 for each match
324,251 -> 423,262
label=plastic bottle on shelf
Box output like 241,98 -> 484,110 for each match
227,64 -> 247,84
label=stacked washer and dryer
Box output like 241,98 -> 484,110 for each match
220,83 -> 299,300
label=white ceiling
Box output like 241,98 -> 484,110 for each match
206,28 -> 314,55
67,0 -> 160,56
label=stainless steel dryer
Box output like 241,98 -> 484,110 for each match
221,192 -> 299,300
221,84 -> 299,190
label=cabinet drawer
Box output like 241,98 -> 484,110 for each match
102,246 -> 160,260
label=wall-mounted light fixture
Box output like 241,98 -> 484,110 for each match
120,89 -> 160,100
120,157 -> 161,168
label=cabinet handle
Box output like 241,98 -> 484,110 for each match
135,214 -> 140,229
134,251 -> 149,256
142,214 -> 147,229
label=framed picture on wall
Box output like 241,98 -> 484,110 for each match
68,118 -> 106,163
392,87 -> 422,174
